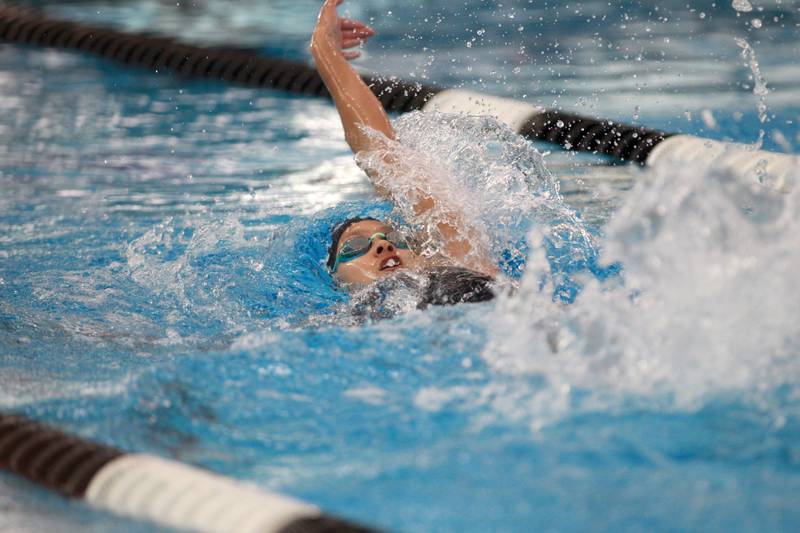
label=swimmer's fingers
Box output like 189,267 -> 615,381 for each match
340,28 -> 374,41
340,44 -> 363,58
339,17 -> 373,59
341,34 -> 371,49
341,27 -> 374,38
340,18 -> 374,44
339,17 -> 374,33
340,37 -> 368,59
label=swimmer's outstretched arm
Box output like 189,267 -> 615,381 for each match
310,0 -> 497,276
310,0 -> 392,158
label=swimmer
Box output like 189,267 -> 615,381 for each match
311,0 -> 498,305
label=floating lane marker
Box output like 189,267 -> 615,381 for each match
0,412 -> 378,533
645,135 -> 799,191
85,454 -> 320,533
424,89 -> 544,132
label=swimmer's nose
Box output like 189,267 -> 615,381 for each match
374,240 -> 394,255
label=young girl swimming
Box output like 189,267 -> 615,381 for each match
311,0 -> 499,305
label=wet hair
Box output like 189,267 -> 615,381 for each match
327,216 -> 379,271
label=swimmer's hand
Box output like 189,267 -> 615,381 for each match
311,0 -> 375,60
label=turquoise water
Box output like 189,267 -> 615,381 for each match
1,1 -> 799,531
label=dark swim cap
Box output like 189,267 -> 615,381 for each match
327,216 -> 379,271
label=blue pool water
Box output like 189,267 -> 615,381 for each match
1,0 -> 799,531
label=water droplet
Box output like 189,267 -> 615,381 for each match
556,120 -> 564,128
732,0 -> 753,13
751,18 -> 762,28
736,37 -> 770,130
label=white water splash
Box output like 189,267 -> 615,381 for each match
732,0 -> 754,13
356,111 -> 595,270
124,215 -> 252,339
486,151 -> 800,430
126,216 -> 245,299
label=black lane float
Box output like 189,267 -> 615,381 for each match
0,412 -> 378,533
1,1 -> 796,184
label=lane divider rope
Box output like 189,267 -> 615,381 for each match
0,412 -> 378,533
0,2 -> 796,183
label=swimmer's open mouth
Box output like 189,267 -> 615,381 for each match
380,255 -> 402,271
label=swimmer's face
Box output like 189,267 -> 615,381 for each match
333,220 -> 418,286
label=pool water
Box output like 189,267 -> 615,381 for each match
1,0 -> 799,531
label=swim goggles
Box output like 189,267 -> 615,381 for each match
332,231 -> 409,272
